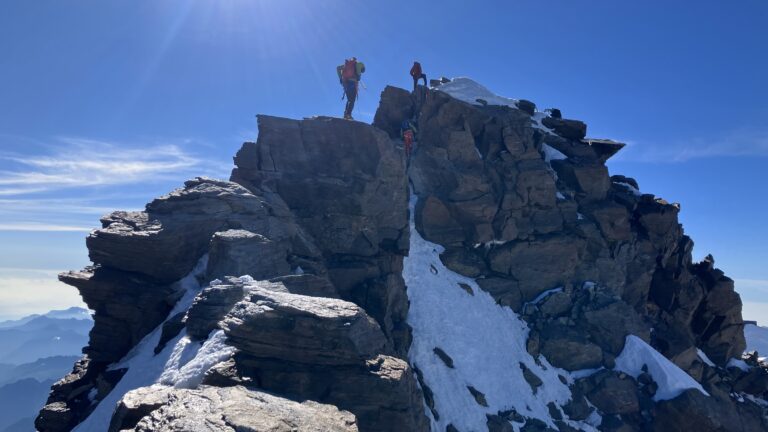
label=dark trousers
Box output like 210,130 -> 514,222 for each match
343,80 -> 357,117
412,73 -> 427,91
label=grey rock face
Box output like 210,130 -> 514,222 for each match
231,115 -> 411,355
214,285 -> 428,431
206,229 -> 290,281
60,267 -> 181,362
88,178 -> 272,283
109,385 -> 359,432
583,371 -> 640,415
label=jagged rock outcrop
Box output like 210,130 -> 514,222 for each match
38,117 -> 426,432
38,78 -> 766,432
374,80 -> 766,430
374,83 -> 747,370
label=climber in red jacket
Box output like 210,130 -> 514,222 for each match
337,57 -> 366,120
410,61 -> 427,92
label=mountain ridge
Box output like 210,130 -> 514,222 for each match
35,79 -> 768,432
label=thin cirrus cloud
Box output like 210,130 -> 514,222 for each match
612,128 -> 768,163
0,136 -> 229,195
0,136 -> 231,232
0,222 -> 92,232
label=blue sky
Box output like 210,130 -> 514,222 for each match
0,0 -> 766,322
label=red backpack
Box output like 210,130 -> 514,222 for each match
342,59 -> 357,80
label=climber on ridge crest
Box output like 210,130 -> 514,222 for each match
410,61 -> 427,92
337,57 -> 366,120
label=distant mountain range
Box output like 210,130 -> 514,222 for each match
0,307 -> 91,365
0,307 -> 91,431
0,306 -> 91,329
745,323 -> 768,357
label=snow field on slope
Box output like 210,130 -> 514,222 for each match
614,335 -> 708,401
404,194 -> 595,432
73,256 -> 236,431
437,77 -> 556,135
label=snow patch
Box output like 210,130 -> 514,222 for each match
159,329 -> 235,388
570,368 -> 603,380
727,358 -> 750,372
524,287 -> 563,308
532,111 -> 556,134
614,335 -> 708,401
436,77 -> 559,149
541,144 -> 567,163
437,77 -> 519,107
404,193 -> 595,432
74,255 -> 235,431
696,349 -> 716,368
614,181 -> 642,196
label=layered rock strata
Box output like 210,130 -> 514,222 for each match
37,117 -> 426,431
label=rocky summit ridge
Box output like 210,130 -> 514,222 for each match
37,78 -> 767,432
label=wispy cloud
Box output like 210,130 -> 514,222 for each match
735,279 -> 768,295
0,137 -> 214,194
0,223 -> 92,232
0,198 -> 129,215
0,269 -> 85,320
613,128 -> 768,163
742,302 -> 768,325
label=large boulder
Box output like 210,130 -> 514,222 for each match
109,385 -> 359,432
653,389 -> 768,432
583,371 -> 640,415
373,86 -> 415,139
551,160 -> 610,203
221,287 -> 389,365
541,117 -> 587,140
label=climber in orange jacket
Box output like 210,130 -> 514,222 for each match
410,61 -> 427,92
